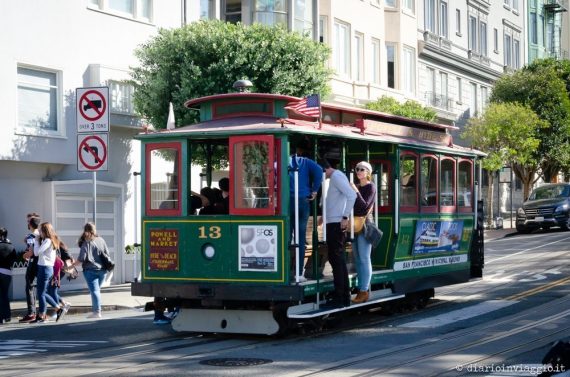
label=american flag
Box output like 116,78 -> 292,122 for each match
284,94 -> 321,118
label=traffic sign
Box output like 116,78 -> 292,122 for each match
76,87 -> 110,133
78,134 -> 109,171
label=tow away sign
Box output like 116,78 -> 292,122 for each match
76,87 -> 109,133
78,134 -> 108,172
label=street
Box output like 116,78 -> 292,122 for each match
1,229 -> 569,376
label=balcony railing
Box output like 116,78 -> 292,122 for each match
424,92 -> 454,112
544,0 -> 568,12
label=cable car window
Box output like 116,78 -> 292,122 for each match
400,153 -> 418,208
378,161 -> 390,207
229,135 -> 275,215
440,158 -> 456,207
458,160 -> 473,208
421,155 -> 438,207
145,143 -> 181,216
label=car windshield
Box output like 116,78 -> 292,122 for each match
529,185 -> 570,200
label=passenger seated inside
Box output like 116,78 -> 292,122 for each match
401,174 -> 416,206
190,191 -> 210,214
214,177 -> 229,214
199,187 -> 223,215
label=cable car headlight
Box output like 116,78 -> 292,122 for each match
202,243 -> 215,260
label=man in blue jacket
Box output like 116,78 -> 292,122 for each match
289,142 -> 323,281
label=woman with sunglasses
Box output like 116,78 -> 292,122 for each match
350,161 -> 377,304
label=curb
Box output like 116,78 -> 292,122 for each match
11,304 -> 142,320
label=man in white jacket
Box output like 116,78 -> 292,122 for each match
320,159 -> 357,308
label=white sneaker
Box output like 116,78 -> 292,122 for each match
86,312 -> 102,319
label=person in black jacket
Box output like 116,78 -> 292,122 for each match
0,227 -> 18,324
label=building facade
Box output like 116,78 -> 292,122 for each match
528,0 -> 567,63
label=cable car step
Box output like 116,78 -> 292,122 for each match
287,289 -> 405,319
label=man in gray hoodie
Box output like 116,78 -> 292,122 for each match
320,159 -> 357,308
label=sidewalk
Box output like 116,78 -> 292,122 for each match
10,283 -> 149,319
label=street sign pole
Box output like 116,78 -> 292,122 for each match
93,171 -> 97,224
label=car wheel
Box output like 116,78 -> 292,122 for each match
516,224 -> 531,234
561,219 -> 570,231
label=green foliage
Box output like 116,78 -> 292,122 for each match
491,59 -> 570,180
462,102 -> 545,172
365,96 -> 437,122
131,20 -> 332,129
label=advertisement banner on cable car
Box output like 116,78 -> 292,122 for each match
412,220 -> 464,254
239,225 -> 278,271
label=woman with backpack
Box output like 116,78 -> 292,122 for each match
75,222 -> 111,319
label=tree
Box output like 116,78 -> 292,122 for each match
364,96 -> 437,122
491,60 -> 570,183
131,20 -> 332,130
462,103 -> 546,224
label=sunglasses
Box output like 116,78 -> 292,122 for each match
355,167 -> 367,172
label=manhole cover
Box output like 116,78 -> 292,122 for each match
200,358 -> 273,367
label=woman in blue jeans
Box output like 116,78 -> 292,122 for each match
31,222 -> 66,322
350,161 -> 377,304
75,222 -> 109,318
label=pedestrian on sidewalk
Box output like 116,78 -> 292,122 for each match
20,213 -> 40,323
31,222 -> 64,323
75,222 -> 109,319
0,227 -> 18,324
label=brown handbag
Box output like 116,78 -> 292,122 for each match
349,216 -> 366,234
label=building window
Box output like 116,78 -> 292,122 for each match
333,20 -> 351,76
425,0 -> 436,33
371,38 -> 381,85
319,16 -> 327,43
253,0 -> 288,28
426,67 -> 436,106
386,43 -> 396,89
225,0 -> 242,23
494,28 -> 498,53
17,66 -> 60,133
457,77 -> 462,104
200,0 -> 215,20
440,1 -> 448,38
512,0 -> 519,12
403,46 -> 415,94
480,22 -> 487,57
110,81 -> 135,114
503,0 -> 510,6
354,32 -> 364,81
504,34 -> 512,67
513,39 -> 520,68
530,12 -> 537,44
90,0 -> 153,22
470,82 -> 477,117
385,0 -> 396,7
481,86 -> 488,109
403,0 -> 415,13
546,20 -> 554,52
294,0 -> 314,38
456,9 -> 461,35
468,16 -> 477,52
440,71 -> 448,108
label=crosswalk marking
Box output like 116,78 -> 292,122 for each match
0,340 -> 108,359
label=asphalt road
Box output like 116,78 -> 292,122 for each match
1,229 -> 569,377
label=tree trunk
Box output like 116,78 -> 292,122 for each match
486,171 -> 495,227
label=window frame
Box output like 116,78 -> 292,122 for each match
399,151 -> 419,213
439,157 -> 456,213
371,38 -> 381,85
88,0 -> 154,23
229,135 -> 276,216
458,159 -> 473,213
371,159 -> 393,213
145,142 -> 182,217
16,64 -> 64,137
386,42 -> 397,89
420,154 -> 439,213
354,32 -> 365,81
402,45 -> 415,94
333,19 -> 351,77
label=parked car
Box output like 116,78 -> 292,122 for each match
516,183 -> 570,233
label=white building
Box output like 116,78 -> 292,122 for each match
0,1 -> 201,296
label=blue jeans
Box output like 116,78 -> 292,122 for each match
290,198 -> 311,276
83,269 -> 107,313
353,232 -> 373,291
37,265 -> 58,315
